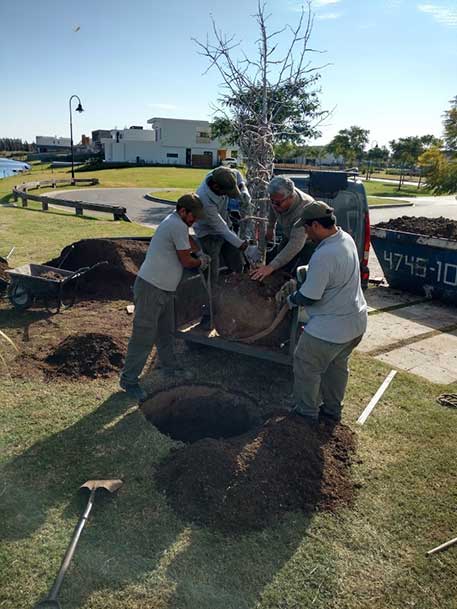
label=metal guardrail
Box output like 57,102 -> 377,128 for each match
11,178 -> 130,221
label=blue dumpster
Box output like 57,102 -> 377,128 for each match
371,226 -> 457,304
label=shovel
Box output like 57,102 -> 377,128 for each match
34,479 -> 123,609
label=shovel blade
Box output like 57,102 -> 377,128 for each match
34,599 -> 62,609
80,479 -> 123,493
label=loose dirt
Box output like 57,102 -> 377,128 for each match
45,332 -> 125,379
46,238 -> 150,300
156,412 -> 356,532
0,257 -> 10,285
214,271 -> 292,344
376,216 -> 457,240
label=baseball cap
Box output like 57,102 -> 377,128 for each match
210,167 -> 241,198
294,200 -> 335,227
177,193 -> 204,219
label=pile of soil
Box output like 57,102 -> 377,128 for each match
376,216 -> 457,240
46,239 -> 149,300
0,257 -> 10,288
146,392 -> 258,443
213,272 -> 292,344
156,412 -> 356,532
45,332 -> 125,379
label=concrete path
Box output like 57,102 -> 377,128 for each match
359,285 -> 457,384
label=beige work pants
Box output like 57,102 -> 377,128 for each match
293,331 -> 363,420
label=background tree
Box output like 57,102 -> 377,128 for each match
327,126 -> 369,167
196,1 -> 329,254
389,135 -> 440,189
443,95 -> 457,155
418,146 -> 457,194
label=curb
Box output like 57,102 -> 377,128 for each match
368,202 -> 415,210
144,193 -> 176,205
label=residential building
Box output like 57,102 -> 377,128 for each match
35,136 -> 71,153
101,118 -> 235,167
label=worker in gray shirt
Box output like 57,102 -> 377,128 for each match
194,166 -> 249,286
251,175 -> 315,281
282,200 -> 368,423
120,194 -> 210,402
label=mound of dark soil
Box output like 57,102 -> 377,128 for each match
46,239 -> 149,299
213,272 -> 292,344
376,216 -> 457,240
156,413 -> 356,532
45,332 -> 125,379
0,257 -> 10,288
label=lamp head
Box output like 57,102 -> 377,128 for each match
75,103 -> 84,113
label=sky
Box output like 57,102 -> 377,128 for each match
1,0 -> 456,148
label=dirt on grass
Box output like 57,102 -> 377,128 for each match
44,332 -> 125,379
376,216 -> 457,240
46,238 -> 150,300
156,412 -> 356,532
214,271 -> 292,344
0,257 -> 10,286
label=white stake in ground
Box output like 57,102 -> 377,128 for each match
357,370 -> 397,425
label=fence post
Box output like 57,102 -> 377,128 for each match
42,199 -> 49,211
21,195 -> 28,207
13,190 -> 18,202
75,205 -> 83,217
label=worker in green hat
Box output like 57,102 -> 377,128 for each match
120,194 -> 210,402
279,200 -> 368,424
194,166 -> 251,286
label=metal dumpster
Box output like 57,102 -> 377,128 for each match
371,226 -> 457,303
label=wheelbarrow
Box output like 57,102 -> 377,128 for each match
6,261 -> 108,312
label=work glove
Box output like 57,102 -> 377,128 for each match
286,294 -> 298,310
198,253 -> 211,272
244,244 -> 262,266
275,278 -> 297,309
239,190 -> 252,209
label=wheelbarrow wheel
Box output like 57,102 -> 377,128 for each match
8,281 -> 33,310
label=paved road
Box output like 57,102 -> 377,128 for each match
49,187 -> 176,226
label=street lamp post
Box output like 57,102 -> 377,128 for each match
69,95 -> 84,180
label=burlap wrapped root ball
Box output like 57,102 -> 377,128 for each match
213,271 -> 292,345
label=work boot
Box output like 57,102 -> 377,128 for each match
119,380 -> 147,403
288,406 -> 318,425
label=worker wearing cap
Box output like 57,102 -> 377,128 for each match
120,194 -> 210,402
194,166 -> 249,285
285,200 -> 368,423
250,175 -> 315,281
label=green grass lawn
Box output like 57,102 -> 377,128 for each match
368,196 -> 410,206
1,197 -> 457,608
363,180 -> 431,198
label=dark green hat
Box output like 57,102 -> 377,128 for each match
177,193 -> 204,219
210,167 -> 241,198
294,200 -> 335,226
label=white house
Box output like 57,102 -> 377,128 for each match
36,136 -> 71,153
102,118 -> 235,167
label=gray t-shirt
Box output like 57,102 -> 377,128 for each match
137,211 -> 190,292
193,177 -> 244,248
299,229 -> 368,343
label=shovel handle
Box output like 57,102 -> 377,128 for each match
48,489 -> 96,600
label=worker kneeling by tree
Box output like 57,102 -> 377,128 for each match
120,194 -> 209,402
279,201 -> 368,423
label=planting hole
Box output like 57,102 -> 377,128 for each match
141,384 -> 260,443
